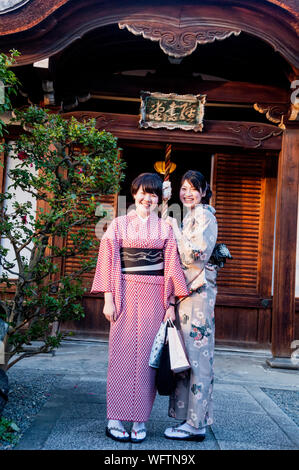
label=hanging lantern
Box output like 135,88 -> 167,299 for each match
154,161 -> 176,175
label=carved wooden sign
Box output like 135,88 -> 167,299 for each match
139,91 -> 206,132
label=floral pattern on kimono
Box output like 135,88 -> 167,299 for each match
176,204 -> 218,292
169,204 -> 218,429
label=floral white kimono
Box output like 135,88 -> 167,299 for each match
169,204 -> 218,429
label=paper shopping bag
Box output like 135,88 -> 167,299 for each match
167,321 -> 190,373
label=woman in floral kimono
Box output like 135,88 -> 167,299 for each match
90,173 -> 188,443
163,170 -> 218,442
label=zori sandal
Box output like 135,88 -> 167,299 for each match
105,426 -> 130,442
164,423 -> 205,441
130,427 -> 147,443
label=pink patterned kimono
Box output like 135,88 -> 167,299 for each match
91,209 -> 188,422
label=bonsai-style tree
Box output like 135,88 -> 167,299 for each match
0,71 -> 125,371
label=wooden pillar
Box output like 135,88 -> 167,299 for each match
267,125 -> 299,369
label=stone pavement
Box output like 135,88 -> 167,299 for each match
11,339 -> 299,451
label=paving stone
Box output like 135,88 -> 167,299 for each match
12,340 -> 299,451
212,409 -> 296,448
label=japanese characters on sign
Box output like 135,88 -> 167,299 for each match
139,91 -> 206,132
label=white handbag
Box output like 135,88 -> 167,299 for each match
149,321 -> 168,368
167,319 -> 190,373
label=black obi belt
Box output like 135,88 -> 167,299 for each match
120,247 -> 164,276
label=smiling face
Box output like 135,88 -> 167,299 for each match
180,179 -> 205,209
133,185 -> 159,217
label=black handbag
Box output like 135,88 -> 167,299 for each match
209,243 -> 233,268
155,324 -> 176,396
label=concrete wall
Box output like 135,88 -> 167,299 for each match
0,142 -> 37,278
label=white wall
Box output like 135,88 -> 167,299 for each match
0,142 -> 37,278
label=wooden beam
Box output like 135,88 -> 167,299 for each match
269,124 -> 299,364
216,294 -> 272,309
0,1 -> 298,69
61,111 -> 283,150
0,0 -> 70,36
87,78 -> 289,104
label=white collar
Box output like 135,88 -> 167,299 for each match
137,212 -> 149,222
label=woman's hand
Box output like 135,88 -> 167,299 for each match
165,216 -> 178,228
163,305 -> 176,323
103,298 -> 116,322
165,216 -> 181,239
162,181 -> 172,201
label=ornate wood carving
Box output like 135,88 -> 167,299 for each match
254,75 -> 299,129
118,21 -> 241,58
0,1 -> 297,70
78,113 -> 116,130
227,123 -> 283,148
254,103 -> 290,129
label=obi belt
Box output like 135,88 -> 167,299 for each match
120,247 -> 164,276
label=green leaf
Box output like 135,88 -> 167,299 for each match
0,84 -> 125,370
9,422 -> 20,432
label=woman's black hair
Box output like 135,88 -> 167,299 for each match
131,172 -> 163,204
181,170 -> 212,204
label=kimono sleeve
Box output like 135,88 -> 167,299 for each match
90,218 -> 119,294
163,227 -> 189,310
177,207 -> 217,269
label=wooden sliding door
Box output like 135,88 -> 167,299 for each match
212,152 -> 277,349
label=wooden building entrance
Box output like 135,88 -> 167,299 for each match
59,126 -> 278,350
120,142 -> 212,207
0,0 -> 298,364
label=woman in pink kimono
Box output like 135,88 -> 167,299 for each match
163,170 -> 218,442
90,173 -> 188,443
